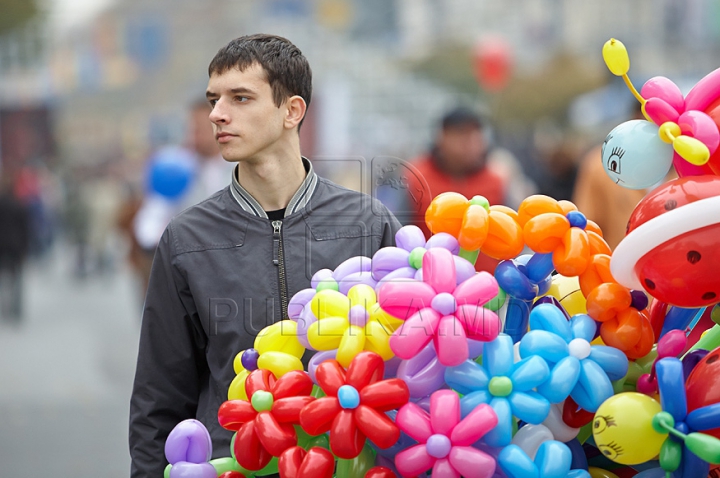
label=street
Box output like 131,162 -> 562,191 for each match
0,244 -> 142,477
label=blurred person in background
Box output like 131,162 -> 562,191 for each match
531,121 -> 582,202
118,100 -> 233,296
0,177 -> 30,322
406,106 -> 523,273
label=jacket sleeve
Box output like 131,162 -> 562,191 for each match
129,226 -> 206,477
379,204 -> 402,248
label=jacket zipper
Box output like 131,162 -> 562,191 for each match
272,220 -> 288,320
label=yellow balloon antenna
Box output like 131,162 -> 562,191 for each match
603,38 -> 646,108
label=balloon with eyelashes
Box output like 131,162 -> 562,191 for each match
600,120 -> 674,190
591,392 -> 667,465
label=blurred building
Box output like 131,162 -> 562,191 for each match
2,0 -> 720,198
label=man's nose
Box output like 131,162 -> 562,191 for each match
209,100 -> 229,124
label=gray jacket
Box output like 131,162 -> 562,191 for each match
129,160 -> 401,477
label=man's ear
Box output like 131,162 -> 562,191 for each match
284,96 -> 307,131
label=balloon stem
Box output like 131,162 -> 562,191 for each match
458,247 -> 479,266
622,73 -> 646,106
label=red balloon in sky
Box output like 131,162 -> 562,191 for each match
473,36 -> 512,92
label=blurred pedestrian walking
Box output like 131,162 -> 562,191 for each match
0,178 -> 30,322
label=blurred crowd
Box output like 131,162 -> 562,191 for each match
0,95 -> 652,323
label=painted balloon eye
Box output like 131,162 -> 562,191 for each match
607,146 -> 625,173
593,415 -> 616,434
599,441 -> 624,459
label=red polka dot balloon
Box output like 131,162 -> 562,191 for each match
611,175 -> 720,308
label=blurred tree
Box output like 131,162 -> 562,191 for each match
0,0 -> 39,36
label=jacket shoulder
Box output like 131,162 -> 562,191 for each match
166,188 -> 248,255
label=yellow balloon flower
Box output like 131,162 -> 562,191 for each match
602,38 -> 630,76
307,284 -> 403,368
227,320 -> 305,400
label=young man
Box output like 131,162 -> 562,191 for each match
129,34 -> 401,477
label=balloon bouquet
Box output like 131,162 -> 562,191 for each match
163,39 -> 720,478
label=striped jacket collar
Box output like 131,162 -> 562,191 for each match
229,157 -> 318,219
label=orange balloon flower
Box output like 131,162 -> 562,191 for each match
518,196 -> 610,277
425,192 -> 523,260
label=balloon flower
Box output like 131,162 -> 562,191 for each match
519,303 -> 628,412
603,37 -> 720,178
498,440 -> 591,478
164,419 -> 217,478
445,334 -> 552,446
372,224 -> 459,278
379,247 -> 502,366
310,255 -> 379,296
653,357 -> 720,476
298,351 -> 409,459
228,320 -> 305,401
305,284 -> 403,367
395,389 -> 499,478
424,192 -> 524,263
218,370 -> 315,471
495,252 -> 554,342
517,196 -> 610,277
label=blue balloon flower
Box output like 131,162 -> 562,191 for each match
498,440 -> 591,478
657,357 -> 720,478
519,303 -> 628,412
445,334 -> 551,447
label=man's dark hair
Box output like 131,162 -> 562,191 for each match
208,34 -> 312,127
441,107 -> 483,130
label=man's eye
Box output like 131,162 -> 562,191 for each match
235,96 -> 248,102
208,99 -> 217,107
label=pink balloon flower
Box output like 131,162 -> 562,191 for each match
378,247 -> 501,366
395,390 -> 498,478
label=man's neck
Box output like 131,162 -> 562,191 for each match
236,149 -> 306,212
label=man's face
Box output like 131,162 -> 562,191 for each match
437,124 -> 487,173
206,63 -> 287,162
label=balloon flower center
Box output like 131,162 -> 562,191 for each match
338,385 -> 360,409
316,277 -> 339,292
489,376 -> 513,397
409,247 -> 426,270
432,293 -> 457,315
349,305 -> 369,327
426,434 -> 452,459
241,348 -> 260,371
568,338 -> 591,360
566,211 -> 587,230
251,390 -> 274,412
469,195 -> 490,211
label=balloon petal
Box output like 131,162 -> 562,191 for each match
456,305 -> 501,342
588,346 -> 628,382
528,304 -> 572,342
509,391 -> 551,424
570,314 -> 597,343
537,356 -> 580,404
451,403 -> 498,445
395,444 -> 435,477
484,335 -> 514,377
448,446 -> 496,478
510,356 -> 551,392
519,330 -> 569,363
396,402 -> 434,443
436,316 -> 469,366
390,309 -> 441,360
484,398 -> 514,447
445,359 -> 490,395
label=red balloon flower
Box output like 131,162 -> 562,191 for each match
218,369 -> 315,471
278,446 -> 335,478
299,351 -> 410,459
